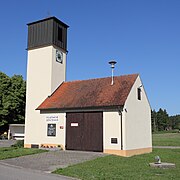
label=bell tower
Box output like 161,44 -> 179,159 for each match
24,17 -> 69,147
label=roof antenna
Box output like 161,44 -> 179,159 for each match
46,11 -> 51,18
109,60 -> 117,85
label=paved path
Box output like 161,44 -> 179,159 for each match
0,150 -> 106,172
153,146 -> 180,149
0,141 -> 106,179
0,140 -> 17,147
0,162 -> 76,180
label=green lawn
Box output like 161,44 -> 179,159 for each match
152,133 -> 180,146
54,133 -> 180,179
0,133 -> 179,179
0,147 -> 45,160
54,148 -> 180,180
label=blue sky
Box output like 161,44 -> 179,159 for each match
0,0 -> 180,115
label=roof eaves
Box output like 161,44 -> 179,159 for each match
122,73 -> 139,104
37,105 -> 124,112
27,16 -> 69,28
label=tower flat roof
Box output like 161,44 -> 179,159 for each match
27,16 -> 69,28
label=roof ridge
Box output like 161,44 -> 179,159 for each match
37,73 -> 139,110
64,73 -> 139,84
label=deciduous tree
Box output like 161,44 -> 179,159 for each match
0,72 -> 26,134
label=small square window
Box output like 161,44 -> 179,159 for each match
137,88 -> 141,100
31,144 -> 39,148
111,138 -> 118,144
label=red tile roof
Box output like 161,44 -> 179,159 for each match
37,74 -> 138,110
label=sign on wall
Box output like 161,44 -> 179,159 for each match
71,123 -> 78,127
47,124 -> 56,136
46,115 -> 59,122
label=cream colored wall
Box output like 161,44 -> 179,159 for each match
123,75 -> 152,150
39,113 -> 66,147
25,46 -> 66,145
51,48 -> 66,93
103,111 -> 121,150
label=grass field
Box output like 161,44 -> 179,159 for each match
0,147 -> 45,160
54,148 -> 180,180
152,133 -> 180,146
0,133 -> 179,179
54,133 -> 180,179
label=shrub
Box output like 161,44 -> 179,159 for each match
11,140 -> 24,148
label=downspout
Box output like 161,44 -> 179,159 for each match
121,111 -> 123,150
118,107 -> 123,150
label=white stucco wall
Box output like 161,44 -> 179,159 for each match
51,48 -> 66,93
25,46 -> 66,145
123,75 -> 152,150
103,111 -> 121,150
39,113 -> 66,147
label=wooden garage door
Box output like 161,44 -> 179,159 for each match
66,112 -> 103,152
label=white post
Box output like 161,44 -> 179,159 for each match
8,129 -> 11,140
111,68 -> 114,85
109,60 -> 117,86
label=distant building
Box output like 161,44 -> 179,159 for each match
24,17 -> 152,157
8,124 -> 25,140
